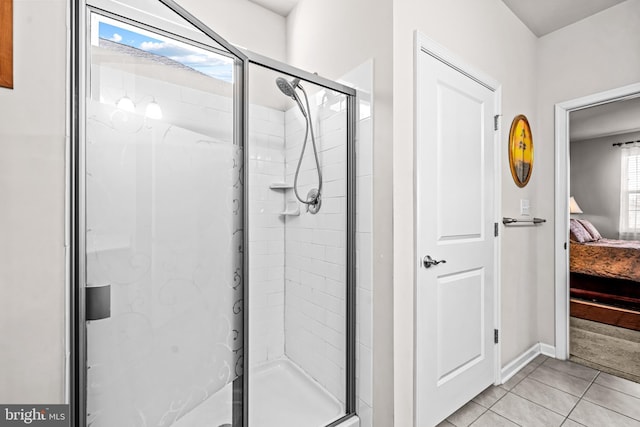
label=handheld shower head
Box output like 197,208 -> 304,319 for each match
275,77 -> 306,118
275,76 -> 323,213
275,77 -> 299,97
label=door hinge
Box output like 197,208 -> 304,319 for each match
494,222 -> 499,237
494,329 -> 499,344
564,242 -> 567,250
494,114 -> 500,131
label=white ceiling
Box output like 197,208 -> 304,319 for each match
501,0 -> 626,36
247,0 -> 635,138
249,0 -> 627,35
248,0 -> 298,16
570,97 -> 640,142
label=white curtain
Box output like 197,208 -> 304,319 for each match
619,144 -> 640,240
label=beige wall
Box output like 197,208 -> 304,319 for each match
0,0 -> 67,403
286,1 -> 394,425
176,0 -> 287,61
392,0 -> 539,424
535,0 -> 640,346
0,0 -> 284,407
5,0 -> 640,421
569,132 -> 640,240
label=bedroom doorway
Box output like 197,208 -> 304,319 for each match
555,83 -> 640,383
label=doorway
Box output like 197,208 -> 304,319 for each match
567,98 -> 640,382
554,82 -> 640,376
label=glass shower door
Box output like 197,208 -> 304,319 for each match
83,7 -> 243,426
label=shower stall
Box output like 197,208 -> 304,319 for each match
71,0 -> 357,426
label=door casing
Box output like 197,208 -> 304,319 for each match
553,82 -> 640,360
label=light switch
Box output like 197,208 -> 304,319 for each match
520,199 -> 530,216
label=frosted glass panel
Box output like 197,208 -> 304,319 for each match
85,12 -> 242,427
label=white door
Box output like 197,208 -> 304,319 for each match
415,38 -> 499,427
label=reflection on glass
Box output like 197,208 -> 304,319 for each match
94,15 -> 234,82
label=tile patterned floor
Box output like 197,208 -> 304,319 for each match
437,355 -> 640,427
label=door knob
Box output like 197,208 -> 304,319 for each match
423,255 -> 446,268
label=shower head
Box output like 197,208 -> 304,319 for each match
275,77 -> 300,98
275,77 -> 307,118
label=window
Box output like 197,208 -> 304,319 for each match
619,145 -> 640,239
92,14 -> 234,83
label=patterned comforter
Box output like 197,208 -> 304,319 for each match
570,239 -> 640,282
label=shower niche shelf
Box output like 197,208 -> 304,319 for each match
279,200 -> 300,216
270,183 -> 300,216
269,182 -> 293,190
279,207 -> 300,216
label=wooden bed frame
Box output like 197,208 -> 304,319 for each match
570,272 -> 640,331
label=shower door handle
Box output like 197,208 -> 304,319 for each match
86,285 -> 111,320
422,255 -> 446,268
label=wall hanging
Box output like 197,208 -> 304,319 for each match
508,114 -> 533,187
0,0 -> 12,89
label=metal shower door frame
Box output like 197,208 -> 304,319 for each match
69,0 -> 358,425
242,50 -> 358,427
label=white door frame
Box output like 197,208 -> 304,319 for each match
554,82 -> 640,359
414,31 -> 503,390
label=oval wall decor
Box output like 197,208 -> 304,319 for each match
508,114 -> 533,187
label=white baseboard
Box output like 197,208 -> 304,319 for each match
500,342 -> 556,384
500,343 -> 540,384
540,343 -> 556,358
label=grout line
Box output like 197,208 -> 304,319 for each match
523,375 -> 586,399
541,361 -> 600,384
561,371 -> 600,426
582,370 -> 600,398
507,386 -> 575,419
489,409 -> 524,427
592,380 -> 640,400
582,398 -> 640,424
581,375 -> 640,423
467,406 -> 489,427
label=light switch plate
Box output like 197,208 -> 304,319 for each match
520,199 -> 530,216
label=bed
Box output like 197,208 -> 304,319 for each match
569,219 -> 640,330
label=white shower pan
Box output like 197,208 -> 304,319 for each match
173,358 -> 351,427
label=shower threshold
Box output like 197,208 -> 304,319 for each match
173,357 -> 344,427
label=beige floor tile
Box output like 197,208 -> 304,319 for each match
492,393 -> 565,427
446,401 -> 486,427
543,358 -> 598,382
583,383 -> 640,421
569,400 -> 640,427
595,372 -> 640,399
528,365 -> 591,397
469,410 -> 519,427
472,385 -> 507,408
512,377 -> 580,416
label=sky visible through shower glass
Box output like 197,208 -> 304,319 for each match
98,20 -> 234,82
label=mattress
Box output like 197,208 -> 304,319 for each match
570,239 -> 640,283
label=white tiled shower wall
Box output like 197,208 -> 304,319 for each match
283,61 -> 374,425
248,104 -> 286,364
283,93 -> 348,402
249,60 -> 374,427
